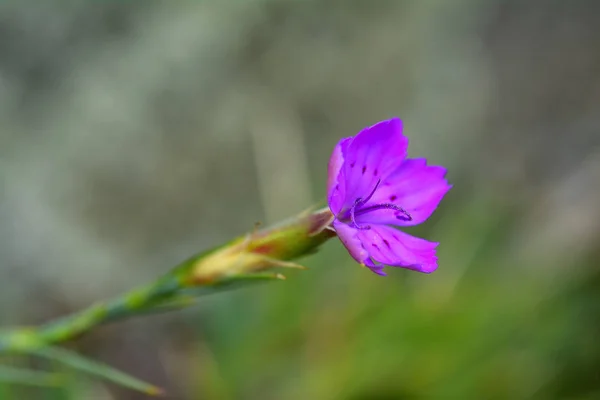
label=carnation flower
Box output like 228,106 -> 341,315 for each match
327,118 -> 451,275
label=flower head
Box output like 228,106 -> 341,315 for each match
327,118 -> 451,275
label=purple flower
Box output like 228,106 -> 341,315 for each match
327,118 -> 451,276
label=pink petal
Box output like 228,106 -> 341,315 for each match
327,138 -> 352,215
363,259 -> 388,276
356,158 -> 451,227
356,225 -> 439,273
332,219 -> 369,265
341,118 -> 408,210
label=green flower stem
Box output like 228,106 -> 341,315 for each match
0,275 -> 180,353
0,207 -> 335,353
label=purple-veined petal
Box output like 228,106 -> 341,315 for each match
355,158 -> 451,227
327,138 -> 352,215
363,258 -> 388,276
332,219 -> 370,265
356,225 -> 438,273
341,118 -> 408,210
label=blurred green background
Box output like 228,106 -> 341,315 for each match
1,1 -> 600,399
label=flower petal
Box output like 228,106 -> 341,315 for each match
341,118 -> 408,210
363,258 -> 388,276
356,225 -> 438,273
356,158 -> 451,226
332,219 -> 369,264
327,138 -> 352,215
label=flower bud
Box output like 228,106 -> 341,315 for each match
187,208 -> 335,285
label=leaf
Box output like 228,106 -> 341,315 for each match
143,273 -> 287,312
204,271 -> 288,290
32,347 -> 163,396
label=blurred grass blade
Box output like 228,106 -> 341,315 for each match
0,365 -> 64,387
33,347 -> 163,396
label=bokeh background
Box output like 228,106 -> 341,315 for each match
1,1 -> 600,399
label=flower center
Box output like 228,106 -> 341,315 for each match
339,180 -> 412,230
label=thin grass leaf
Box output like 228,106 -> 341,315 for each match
32,347 -> 163,396
147,272 -> 286,309
0,365 -> 64,387
205,271 -> 287,289
111,273 -> 286,318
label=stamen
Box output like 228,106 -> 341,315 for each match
355,203 -> 413,221
359,179 -> 381,206
343,179 -> 409,229
350,199 -> 371,230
